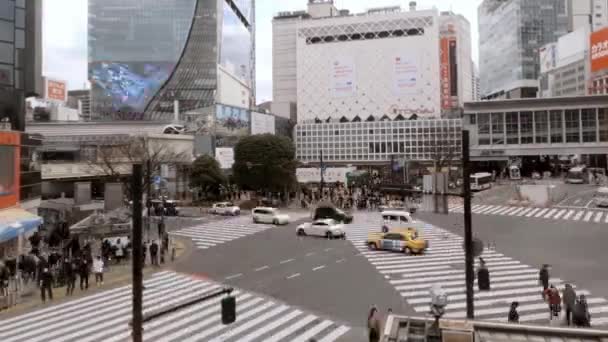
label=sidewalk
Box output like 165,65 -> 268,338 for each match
0,238 -> 188,319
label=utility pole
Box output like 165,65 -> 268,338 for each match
146,158 -> 152,240
131,164 -> 144,342
462,130 -> 474,319
319,149 -> 325,198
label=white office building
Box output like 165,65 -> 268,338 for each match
569,0 -> 608,32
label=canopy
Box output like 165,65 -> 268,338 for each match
0,208 -> 43,243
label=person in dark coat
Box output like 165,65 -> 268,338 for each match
573,294 -> 591,327
562,284 -> 577,326
508,301 -> 519,323
63,258 -> 76,296
142,242 -> 148,267
477,257 -> 490,291
539,264 -> 550,290
39,267 -> 53,302
367,306 -> 381,342
79,258 -> 90,290
150,241 -> 159,266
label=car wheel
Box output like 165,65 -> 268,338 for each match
367,242 -> 377,250
234,210 -> 240,216
382,226 -> 389,233
253,217 -> 258,223
273,219 -> 279,225
325,231 -> 333,239
297,229 -> 306,236
403,247 -> 411,255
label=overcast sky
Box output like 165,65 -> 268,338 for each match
43,0 -> 482,104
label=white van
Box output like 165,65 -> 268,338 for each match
595,187 -> 608,208
380,210 -> 422,233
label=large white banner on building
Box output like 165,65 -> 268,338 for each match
296,167 -> 355,184
251,112 -> 276,135
330,57 -> 356,98
393,54 -> 418,95
540,43 -> 558,73
215,147 -> 235,169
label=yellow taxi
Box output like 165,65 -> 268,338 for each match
366,228 -> 428,254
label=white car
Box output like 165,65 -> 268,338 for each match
380,210 -> 423,233
595,187 -> 608,208
210,202 -> 240,216
252,207 -> 290,225
297,219 -> 346,239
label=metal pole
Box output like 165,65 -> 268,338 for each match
462,130 -> 474,319
131,164 -> 144,342
146,158 -> 152,241
319,150 -> 325,198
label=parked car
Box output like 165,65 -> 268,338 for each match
252,207 -> 290,225
210,202 -> 240,216
312,204 -> 353,223
297,219 -> 346,239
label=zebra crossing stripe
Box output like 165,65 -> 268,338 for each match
534,208 -> 549,217
553,209 -> 567,219
595,212 -> 604,223
508,207 -> 525,216
563,209 -> 575,219
573,211 -> 585,221
494,207 -> 513,215
583,211 -> 594,222
543,208 -> 558,218
605,214 -> 608,223
478,205 -> 499,214
516,208 -> 532,216
486,206 -> 506,214
500,207 -> 519,215
525,208 -> 540,217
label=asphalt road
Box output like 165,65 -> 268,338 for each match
173,218 -> 407,329
416,211 -> 608,300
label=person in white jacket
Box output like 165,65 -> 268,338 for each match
93,255 -> 104,286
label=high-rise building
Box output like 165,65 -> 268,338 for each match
478,0 -> 569,99
569,0 -> 608,32
0,0 -> 43,131
472,62 -> 480,101
88,0 -> 254,122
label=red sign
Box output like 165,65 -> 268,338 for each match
46,79 -> 67,102
591,27 -> 608,73
440,38 -> 451,110
0,132 -> 20,209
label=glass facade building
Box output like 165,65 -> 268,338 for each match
478,0 -> 568,98
295,120 -> 462,164
88,0 -> 254,122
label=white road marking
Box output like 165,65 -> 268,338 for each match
306,252 -> 316,256
525,208 -> 540,217
254,265 -> 269,272
280,258 -> 294,264
543,208 -> 557,218
508,207 -> 525,216
336,258 -> 346,263
595,212 -> 604,223
225,273 -> 242,280
574,198 -> 581,204
553,209 -> 566,219
534,208 -> 549,217
516,208 -> 532,216
573,210 -> 585,221
563,209 -> 575,219
583,211 -> 594,222
324,248 -> 333,252
287,273 -> 301,279
312,265 -> 326,271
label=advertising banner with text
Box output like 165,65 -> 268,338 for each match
591,27 -> 608,73
440,38 -> 451,110
330,57 -> 356,98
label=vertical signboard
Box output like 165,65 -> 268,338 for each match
330,57 -> 356,98
440,38 -> 451,110
540,43 -> 558,73
251,112 -> 276,135
215,147 -> 235,169
590,27 -> 608,73
0,132 -> 20,209
449,39 -> 458,96
45,78 -> 68,103
393,54 -> 418,95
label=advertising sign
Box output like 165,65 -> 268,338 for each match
0,132 -> 20,209
393,54 -> 418,95
45,78 -> 67,102
440,38 -> 451,110
330,57 -> 356,98
296,167 -> 355,184
215,104 -> 250,137
251,111 -> 276,135
540,43 -> 558,73
215,147 -> 235,169
591,27 -> 608,73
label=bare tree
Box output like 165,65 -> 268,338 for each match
429,138 -> 461,181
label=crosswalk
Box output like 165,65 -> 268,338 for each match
346,213 -> 608,326
449,204 -> 608,223
169,216 -> 275,250
0,271 -> 350,342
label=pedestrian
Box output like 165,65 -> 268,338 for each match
539,264 -> 550,290
573,294 -> 591,327
508,301 -> 519,323
115,239 -> 123,264
543,284 -> 561,320
562,283 -> 576,326
39,267 -> 53,302
142,241 -> 148,267
63,258 -> 76,296
367,306 -> 381,342
477,257 -> 490,291
79,258 -> 90,290
160,245 -> 165,264
150,241 -> 159,266
93,255 -> 104,286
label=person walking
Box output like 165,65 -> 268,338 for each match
115,239 -> 124,264
150,241 -> 159,266
573,294 -> 591,327
63,258 -> 76,296
562,284 -> 577,326
142,241 -> 148,267
477,257 -> 490,291
539,264 -> 550,290
543,284 -> 561,320
367,306 -> 381,342
39,267 -> 53,302
79,258 -> 90,290
93,256 -> 104,286
508,301 -> 519,323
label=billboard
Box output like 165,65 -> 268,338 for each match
540,43 -> 558,73
215,104 -> 250,147
440,38 -> 451,110
392,54 -> 418,95
45,78 -> 67,102
251,112 -> 275,135
215,147 -> 235,169
330,57 -> 356,98
591,27 -> 608,73
0,132 -> 20,209
296,167 -> 355,184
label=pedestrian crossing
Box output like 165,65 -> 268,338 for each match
169,216 -> 275,250
0,271 -> 350,342
449,204 -> 608,223
346,213 -> 608,326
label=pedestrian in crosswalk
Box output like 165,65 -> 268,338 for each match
93,256 -> 104,287
150,241 -> 159,266
477,257 -> 490,291
39,267 -> 53,302
367,306 -> 381,342
79,258 -> 90,291
507,301 -> 519,323
563,283 -> 576,326
539,264 -> 550,290
63,258 -> 76,296
544,285 -> 561,320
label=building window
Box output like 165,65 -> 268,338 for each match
469,114 -> 476,124
491,113 -> 504,144
534,111 -> 548,144
506,112 -> 519,144
581,108 -> 597,143
550,110 -> 563,143
565,109 -> 580,143
599,108 -> 608,142
478,114 -> 490,145
520,112 -> 533,144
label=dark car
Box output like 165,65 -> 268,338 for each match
313,205 -> 353,224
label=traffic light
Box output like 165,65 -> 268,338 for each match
221,295 -> 236,325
